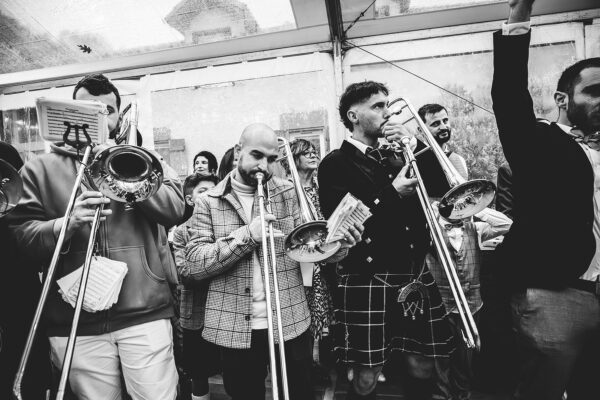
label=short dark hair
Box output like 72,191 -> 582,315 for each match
73,74 -> 121,110
339,81 -> 389,132
557,58 -> 600,96
183,173 -> 218,196
418,103 -> 447,123
193,151 -> 218,174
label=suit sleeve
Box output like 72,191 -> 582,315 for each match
495,164 -> 514,220
491,30 -> 538,170
184,196 -> 258,281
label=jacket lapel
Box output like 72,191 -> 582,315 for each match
208,175 -> 250,225
340,140 -> 378,185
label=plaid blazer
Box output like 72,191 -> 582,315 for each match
184,175 -> 310,349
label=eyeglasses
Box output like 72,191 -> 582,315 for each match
301,150 -> 318,158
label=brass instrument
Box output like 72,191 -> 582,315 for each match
0,159 -> 23,218
14,100 -> 163,400
386,97 -> 495,349
278,137 -> 341,262
88,101 -> 163,205
386,97 -> 495,221
256,172 -> 290,400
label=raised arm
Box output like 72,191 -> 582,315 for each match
491,0 -> 537,169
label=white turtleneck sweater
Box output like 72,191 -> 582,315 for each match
230,173 -> 268,330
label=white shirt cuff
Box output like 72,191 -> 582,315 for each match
502,21 -> 531,36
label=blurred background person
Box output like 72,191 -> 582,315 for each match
217,145 -> 239,181
193,150 -> 218,175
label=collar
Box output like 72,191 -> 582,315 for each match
207,171 -> 293,199
556,123 -> 571,135
230,171 -> 256,195
439,218 -> 465,230
347,136 -> 373,155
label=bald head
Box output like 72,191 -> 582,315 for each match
235,123 -> 280,186
239,123 -> 278,150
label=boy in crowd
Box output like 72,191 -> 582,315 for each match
427,204 -> 512,400
172,173 -> 219,400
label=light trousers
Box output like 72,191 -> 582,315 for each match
49,319 -> 178,400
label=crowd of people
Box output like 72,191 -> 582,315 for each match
1,0 -> 600,399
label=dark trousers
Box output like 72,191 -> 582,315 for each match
220,329 -> 314,400
433,312 -> 479,400
511,287 -> 600,400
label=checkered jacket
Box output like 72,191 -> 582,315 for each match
426,221 -> 483,315
184,175 -> 310,349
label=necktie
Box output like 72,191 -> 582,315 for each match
570,129 -> 600,151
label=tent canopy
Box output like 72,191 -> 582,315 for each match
0,0 -> 596,91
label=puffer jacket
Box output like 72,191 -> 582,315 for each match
7,144 -> 185,336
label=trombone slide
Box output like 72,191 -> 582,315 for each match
255,172 -> 290,400
402,137 -> 481,350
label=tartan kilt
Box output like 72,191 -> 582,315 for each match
332,267 -> 455,367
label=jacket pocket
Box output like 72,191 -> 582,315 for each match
109,246 -> 171,312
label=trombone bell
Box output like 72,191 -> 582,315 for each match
277,137 -> 341,263
87,100 -> 163,204
88,145 -> 162,204
0,159 -> 23,218
438,179 -> 496,221
285,220 -> 341,263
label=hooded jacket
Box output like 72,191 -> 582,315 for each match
7,144 -> 185,336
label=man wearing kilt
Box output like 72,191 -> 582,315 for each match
318,81 -> 454,400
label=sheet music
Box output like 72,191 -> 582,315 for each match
57,256 -> 128,313
36,97 -> 109,146
325,193 -> 372,243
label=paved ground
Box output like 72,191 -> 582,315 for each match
206,374 -> 515,400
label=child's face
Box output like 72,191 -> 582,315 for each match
185,181 -> 216,206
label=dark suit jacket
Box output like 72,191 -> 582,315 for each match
318,140 -> 432,275
491,30 -> 595,290
495,163 -> 513,220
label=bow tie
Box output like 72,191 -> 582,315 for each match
366,145 -> 397,164
570,129 -> 600,151
441,220 -> 464,230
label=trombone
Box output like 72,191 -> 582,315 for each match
278,137 -> 341,263
256,171 -> 290,400
254,137 -> 344,400
385,97 -> 495,349
13,100 -> 163,400
0,158 -> 23,218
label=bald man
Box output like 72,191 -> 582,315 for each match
184,124 -> 362,400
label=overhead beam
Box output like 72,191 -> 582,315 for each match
344,0 -> 599,39
324,0 -> 344,41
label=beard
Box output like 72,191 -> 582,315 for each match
237,165 -> 272,187
568,100 -> 600,134
435,128 -> 452,145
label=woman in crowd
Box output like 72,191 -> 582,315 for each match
285,139 -> 336,377
193,150 -> 218,175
